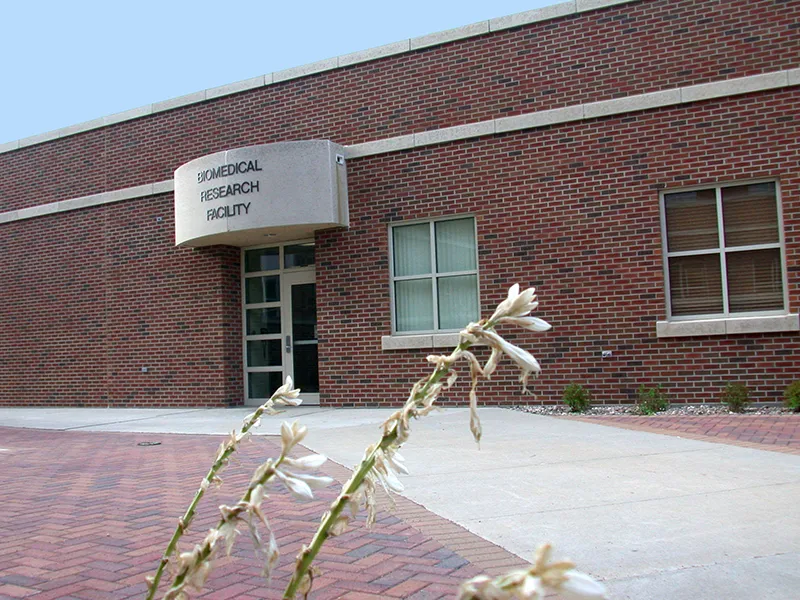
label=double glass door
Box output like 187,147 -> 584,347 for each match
243,244 -> 319,406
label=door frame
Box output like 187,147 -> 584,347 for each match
241,241 -> 317,406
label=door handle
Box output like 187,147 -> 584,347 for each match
285,335 -> 292,354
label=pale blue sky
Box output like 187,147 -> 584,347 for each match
1,0 -> 559,144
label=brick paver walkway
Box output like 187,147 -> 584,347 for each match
564,414 -> 800,455
0,427 -> 527,600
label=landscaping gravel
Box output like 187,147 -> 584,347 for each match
508,404 -> 794,416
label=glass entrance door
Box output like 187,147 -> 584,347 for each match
283,271 -> 319,404
243,243 -> 318,406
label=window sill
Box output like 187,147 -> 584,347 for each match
656,314 -> 799,338
381,333 -> 461,350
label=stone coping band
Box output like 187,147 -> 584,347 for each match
655,314 -> 800,338
0,0 -> 641,155
1,68 -> 797,226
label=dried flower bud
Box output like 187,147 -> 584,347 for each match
329,515 -> 350,536
280,420 -> 308,453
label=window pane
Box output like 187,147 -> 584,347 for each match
284,243 -> 315,268
291,284 -> 317,342
245,275 -> 279,304
248,371 -> 283,399
293,344 -> 319,393
438,275 -> 479,329
722,183 -> 779,247
436,218 -> 476,272
664,189 -> 718,252
668,254 -> 723,316
726,249 -> 784,312
395,279 -> 434,331
245,247 -> 279,273
247,340 -> 282,367
393,223 -> 431,276
246,307 -> 281,335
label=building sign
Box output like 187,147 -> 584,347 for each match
174,141 -> 349,247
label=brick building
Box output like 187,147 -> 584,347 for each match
1,0 -> 798,408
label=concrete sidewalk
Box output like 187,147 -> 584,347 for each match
2,406 -> 799,599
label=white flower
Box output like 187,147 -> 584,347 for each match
477,329 -> 542,391
489,284 -> 539,322
273,376 -> 302,404
503,316 -> 551,332
274,467 -> 333,501
275,470 -> 314,501
457,544 -> 607,600
557,570 -> 609,600
283,453 -> 327,470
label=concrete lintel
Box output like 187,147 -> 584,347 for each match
58,117 -> 107,138
584,89 -> 682,119
152,179 -> 175,195
726,314 -> 799,335
273,57 -> 340,83
381,333 -> 461,350
0,140 -> 20,153
490,2 -> 575,32
58,192 -> 111,212
681,71 -> 789,104
411,21 -> 490,51
17,130 -> 60,149
0,210 -> 19,224
117,183 -> 156,202
432,333 -> 461,347
382,335 -> 433,350
205,75 -> 266,100
339,40 -> 411,68
656,315 -> 799,338
345,135 -> 416,159
104,105 -> 154,126
576,0 -> 635,12
495,105 -> 584,133
16,202 -> 59,220
152,90 -> 208,114
414,121 -> 495,147
788,68 -> 800,87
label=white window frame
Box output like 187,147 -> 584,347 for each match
659,179 -> 789,322
388,215 -> 480,335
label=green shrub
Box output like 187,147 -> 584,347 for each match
638,384 -> 669,415
563,383 -> 591,412
785,381 -> 800,412
721,382 -> 750,413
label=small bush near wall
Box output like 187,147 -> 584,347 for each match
563,384 -> 591,413
721,383 -> 750,413
785,382 -> 800,412
638,385 -> 669,415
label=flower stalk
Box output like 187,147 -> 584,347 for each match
145,379 -> 302,600
162,420 -> 331,599
283,283 -> 551,599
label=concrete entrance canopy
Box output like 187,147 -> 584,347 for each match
174,140 -> 349,247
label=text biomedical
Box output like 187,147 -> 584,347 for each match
197,160 -> 263,183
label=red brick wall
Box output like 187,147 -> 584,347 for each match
0,195 -> 242,406
317,88 -> 799,406
1,0 -> 798,212
1,0 -> 798,407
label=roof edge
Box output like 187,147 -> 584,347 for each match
0,0 -> 640,155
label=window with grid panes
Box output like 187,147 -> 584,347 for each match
662,182 -> 786,319
390,217 -> 479,333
